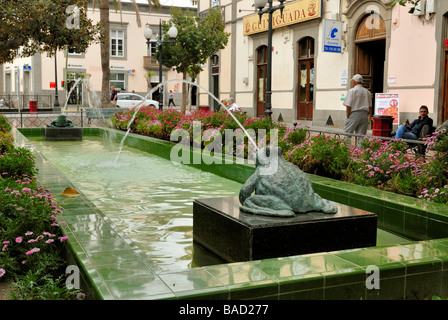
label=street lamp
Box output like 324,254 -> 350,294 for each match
254,0 -> 285,118
144,20 -> 178,110
54,54 -> 60,109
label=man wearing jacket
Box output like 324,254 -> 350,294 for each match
394,105 -> 433,140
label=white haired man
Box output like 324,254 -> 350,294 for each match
343,74 -> 372,136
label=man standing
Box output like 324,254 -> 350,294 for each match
343,74 -> 372,135
110,86 -> 118,102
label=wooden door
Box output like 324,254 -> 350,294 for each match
442,50 -> 448,122
297,37 -> 314,120
298,59 -> 314,120
256,46 -> 267,117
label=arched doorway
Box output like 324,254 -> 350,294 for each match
256,46 -> 267,117
297,37 -> 314,120
354,13 -> 386,115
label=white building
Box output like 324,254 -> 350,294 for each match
0,0 -> 197,110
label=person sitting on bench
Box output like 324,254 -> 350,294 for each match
394,105 -> 433,140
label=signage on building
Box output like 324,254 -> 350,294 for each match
243,0 -> 321,36
23,65 -> 31,71
68,63 -> 84,69
323,19 -> 342,53
375,93 -> 399,125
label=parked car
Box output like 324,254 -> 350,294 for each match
116,93 -> 159,109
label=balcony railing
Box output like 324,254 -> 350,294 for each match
143,56 -> 160,68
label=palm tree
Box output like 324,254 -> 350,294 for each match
97,0 -> 161,106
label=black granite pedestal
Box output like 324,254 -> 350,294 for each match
193,197 -> 377,262
44,127 -> 83,141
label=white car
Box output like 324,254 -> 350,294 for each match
116,93 -> 159,109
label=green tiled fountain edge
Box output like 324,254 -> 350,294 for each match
15,127 -> 448,300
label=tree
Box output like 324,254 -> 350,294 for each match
391,0 -> 422,13
0,0 -> 100,63
158,7 -> 230,114
97,0 -> 161,106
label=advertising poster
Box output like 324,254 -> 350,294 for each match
375,93 -> 399,124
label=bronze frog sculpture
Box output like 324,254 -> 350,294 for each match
239,146 -> 338,217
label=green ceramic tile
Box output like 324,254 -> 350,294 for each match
78,238 -> 131,253
324,282 -> 366,300
95,260 -> 155,281
250,256 -> 324,294
300,253 -> 365,287
365,276 -> 405,300
403,213 -> 428,239
204,262 -> 278,299
405,271 -> 443,300
105,275 -> 175,300
332,248 -> 406,278
159,268 -> 229,300
383,207 -> 405,233
369,245 -> 443,275
279,288 -> 324,300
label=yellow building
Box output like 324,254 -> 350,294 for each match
198,0 -> 448,128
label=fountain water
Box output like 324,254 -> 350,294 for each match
113,79 -> 258,165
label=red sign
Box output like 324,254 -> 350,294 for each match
50,82 -> 56,89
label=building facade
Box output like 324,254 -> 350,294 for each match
0,0 -> 197,110
198,0 -> 448,128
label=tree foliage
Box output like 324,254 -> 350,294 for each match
0,0 -> 100,63
158,7 -> 230,113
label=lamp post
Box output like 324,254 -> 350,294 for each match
144,20 -> 178,110
54,53 -> 60,109
254,0 -> 285,118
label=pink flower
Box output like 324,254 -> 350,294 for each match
15,237 -> 22,243
2,245 -> 7,252
0,269 -> 5,277
25,231 -> 33,236
45,239 -> 54,244
31,248 -> 40,253
26,251 -> 33,255
59,236 -> 68,242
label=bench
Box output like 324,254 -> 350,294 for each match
85,108 -> 119,124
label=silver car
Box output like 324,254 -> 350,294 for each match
116,93 -> 159,109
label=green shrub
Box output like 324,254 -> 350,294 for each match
0,115 -> 11,133
0,132 -> 14,154
0,148 -> 37,179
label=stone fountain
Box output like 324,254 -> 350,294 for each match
44,114 -> 82,141
193,146 -> 377,262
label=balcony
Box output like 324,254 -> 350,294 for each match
143,56 -> 159,68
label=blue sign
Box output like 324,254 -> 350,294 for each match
23,65 -> 31,71
323,20 -> 342,53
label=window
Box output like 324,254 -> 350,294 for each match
110,73 -> 125,90
68,47 -> 82,56
111,30 -> 124,57
149,41 -> 157,57
211,0 -> 219,7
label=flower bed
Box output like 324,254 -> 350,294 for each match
111,107 -> 448,205
0,115 -> 83,300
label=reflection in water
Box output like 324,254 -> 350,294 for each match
30,137 -> 242,272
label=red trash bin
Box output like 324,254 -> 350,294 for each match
371,115 -> 394,137
198,105 -> 210,112
29,101 -> 37,113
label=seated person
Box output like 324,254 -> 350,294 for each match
394,105 -> 433,140
226,98 -> 241,112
